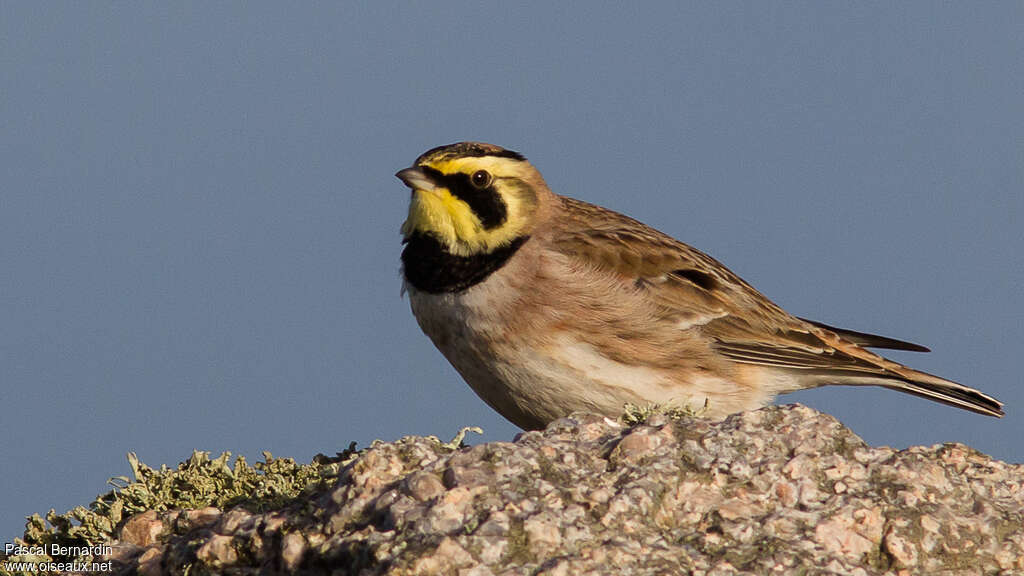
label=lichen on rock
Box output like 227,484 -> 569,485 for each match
7,404 -> 1024,575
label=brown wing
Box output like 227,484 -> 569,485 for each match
549,196 -> 1004,417
551,197 -> 848,356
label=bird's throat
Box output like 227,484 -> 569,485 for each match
402,233 -> 528,294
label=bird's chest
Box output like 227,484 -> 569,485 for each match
406,274 -> 523,374
405,269 -> 668,429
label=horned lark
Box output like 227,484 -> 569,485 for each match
395,142 -> 1003,430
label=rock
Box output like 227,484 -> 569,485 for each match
280,532 -> 306,572
135,547 -> 164,576
195,534 -> 237,567
97,404 -> 1024,575
118,510 -> 164,547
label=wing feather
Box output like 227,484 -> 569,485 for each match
798,317 -> 930,352
547,195 -> 1003,418
551,196 -> 901,375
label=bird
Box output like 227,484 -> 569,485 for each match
395,141 -> 1003,430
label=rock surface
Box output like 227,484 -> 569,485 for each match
99,405 -> 1023,575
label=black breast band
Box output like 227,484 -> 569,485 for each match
402,234 -> 528,294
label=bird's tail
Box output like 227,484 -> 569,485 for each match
878,367 -> 1004,417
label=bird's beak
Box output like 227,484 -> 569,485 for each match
395,167 -> 438,192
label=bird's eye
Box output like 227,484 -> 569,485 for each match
471,170 -> 492,188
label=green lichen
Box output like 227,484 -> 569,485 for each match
441,426 -> 484,451
535,452 -> 571,487
502,517 -> 534,566
3,446 -> 359,572
620,400 -> 707,426
723,534 -> 788,570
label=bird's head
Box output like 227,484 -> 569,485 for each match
396,142 -> 549,257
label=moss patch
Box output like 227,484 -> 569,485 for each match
4,446 -> 359,570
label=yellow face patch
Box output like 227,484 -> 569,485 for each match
401,188 -> 489,257
400,157 -> 538,257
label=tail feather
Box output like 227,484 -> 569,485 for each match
883,382 -> 1005,417
799,368 -> 1004,418
881,371 -> 1004,418
794,322 -> 1004,418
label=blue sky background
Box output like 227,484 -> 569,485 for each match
2,3 -> 1022,540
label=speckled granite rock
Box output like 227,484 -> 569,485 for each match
102,405 -> 1024,575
